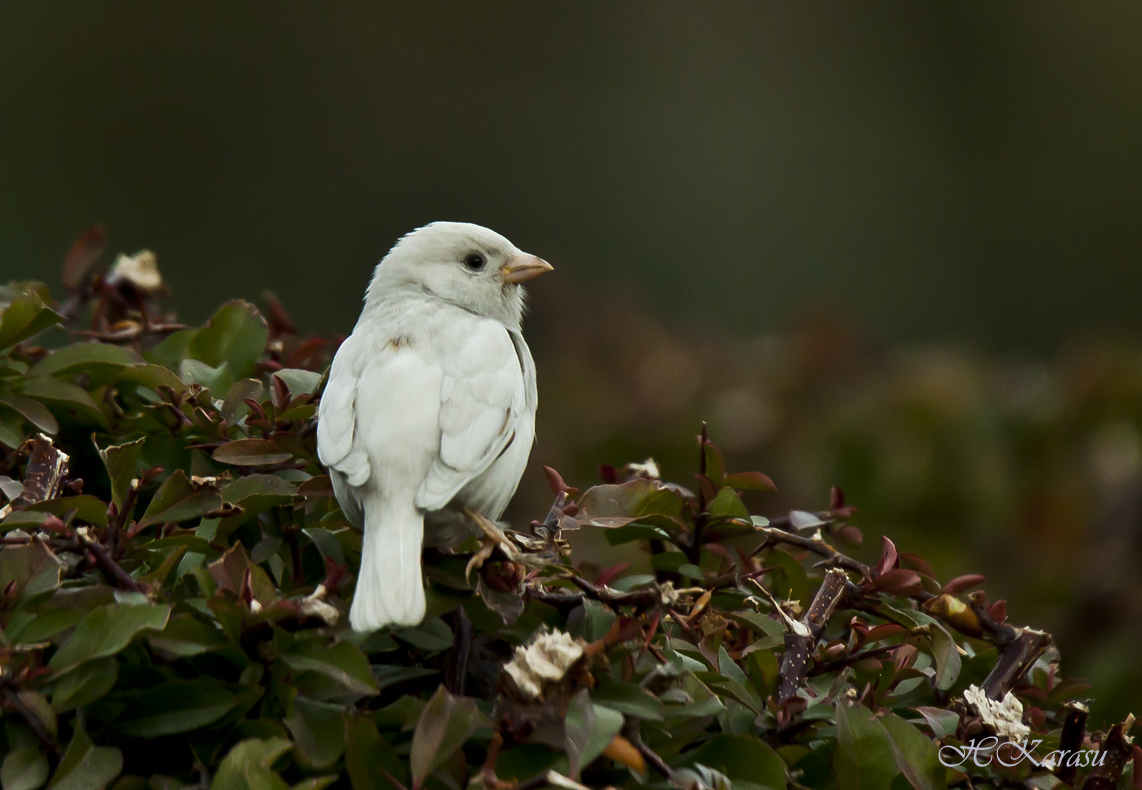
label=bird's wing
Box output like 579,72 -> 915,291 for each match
416,321 -> 526,511
317,334 -> 372,490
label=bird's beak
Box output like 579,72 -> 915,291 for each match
500,254 -> 554,284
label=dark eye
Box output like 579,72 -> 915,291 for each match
463,253 -> 486,271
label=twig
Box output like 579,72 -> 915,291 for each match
77,530 -> 146,593
631,731 -> 674,780
689,422 -> 710,564
753,525 -> 871,580
1082,718 -> 1135,790
446,607 -> 473,696
776,568 -> 849,705
1055,701 -> 1089,786
979,627 -> 1051,700
809,643 -> 900,677
0,687 -> 62,756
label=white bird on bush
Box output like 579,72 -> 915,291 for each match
317,222 -> 552,632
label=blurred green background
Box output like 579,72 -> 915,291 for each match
3,3 -> 1141,723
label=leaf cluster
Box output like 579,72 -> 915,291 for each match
0,240 -> 1136,790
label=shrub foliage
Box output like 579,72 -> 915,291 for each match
0,233 -> 1136,790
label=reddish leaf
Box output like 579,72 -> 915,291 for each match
836,525 -> 863,547
873,569 -> 922,596
989,599 -> 1007,623
597,464 -> 621,484
693,473 -> 718,506
875,536 -> 899,577
829,485 -> 845,510
543,465 -> 570,495
721,471 -> 777,492
943,574 -> 987,596
594,562 -> 630,587
63,224 -> 107,289
865,624 -> 906,643
899,552 -> 936,578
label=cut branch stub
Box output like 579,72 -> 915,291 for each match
776,567 -> 849,705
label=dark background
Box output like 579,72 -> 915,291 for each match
4,3 -> 1142,721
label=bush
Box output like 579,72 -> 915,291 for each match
0,232 -> 1136,789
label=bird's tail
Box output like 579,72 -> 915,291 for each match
350,498 -> 426,632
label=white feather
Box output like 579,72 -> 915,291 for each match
317,222 -> 546,631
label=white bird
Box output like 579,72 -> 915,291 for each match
317,222 -> 553,632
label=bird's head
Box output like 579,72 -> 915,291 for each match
367,222 -> 553,327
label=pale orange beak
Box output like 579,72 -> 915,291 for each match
500,253 -> 554,284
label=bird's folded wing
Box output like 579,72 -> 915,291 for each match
416,322 -> 526,511
316,335 -> 372,488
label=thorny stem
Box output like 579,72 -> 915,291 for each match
750,523 -> 871,579
1055,702 -> 1089,786
776,568 -> 849,704
631,731 -> 674,781
78,530 -> 147,593
688,422 -> 709,565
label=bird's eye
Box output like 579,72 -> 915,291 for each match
463,253 -> 486,271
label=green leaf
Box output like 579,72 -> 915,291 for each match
0,394 -> 58,434
604,523 -> 672,545
147,613 -> 230,657
51,657 -> 119,712
707,487 -> 749,520
279,640 -> 378,699
137,470 -> 222,529
17,378 -> 106,428
187,301 -> 268,380
177,359 -> 233,397
113,364 -> 187,395
345,713 -> 407,790
564,689 -> 624,779
47,722 -> 122,790
25,496 -> 108,527
591,678 -> 665,721
117,680 -> 240,738
211,738 -> 291,790
284,697 -> 346,771
879,713 -> 946,790
94,436 -> 144,510
392,617 -> 454,652
0,291 -> 62,350
834,701 -> 896,790
30,344 -> 142,379
892,609 -> 961,691
409,686 -> 479,790
143,328 -> 197,371
48,603 -> 172,673
1,747 -> 49,790
273,369 -> 322,396
212,439 -> 293,467
0,408 -> 26,449
680,734 -> 787,789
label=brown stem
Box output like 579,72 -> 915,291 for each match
753,525 -> 871,580
1055,701 -> 1089,785
1081,720 -> 1134,790
1,687 -> 62,756
631,731 -> 674,780
78,532 -> 146,593
776,568 -> 849,705
980,627 -> 1051,700
968,591 -> 1019,645
809,643 -> 899,677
